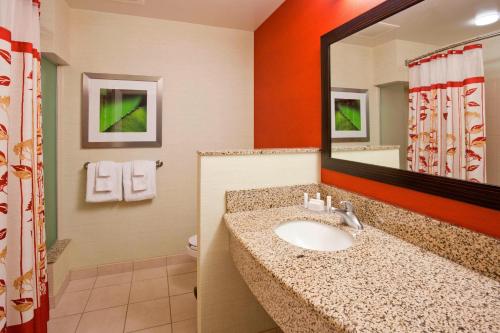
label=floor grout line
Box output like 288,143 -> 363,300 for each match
72,277 -> 96,333
127,322 -> 172,333
50,292 -> 194,317
53,293 -> 187,320
122,277 -> 134,333
166,265 -> 174,333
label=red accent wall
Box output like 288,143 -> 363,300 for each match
254,0 -> 500,237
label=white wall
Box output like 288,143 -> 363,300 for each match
57,9 -> 254,268
198,151 -> 320,333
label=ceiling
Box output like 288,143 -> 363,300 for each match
65,0 -> 285,31
342,0 -> 500,47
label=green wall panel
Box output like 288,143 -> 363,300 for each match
41,57 -> 58,249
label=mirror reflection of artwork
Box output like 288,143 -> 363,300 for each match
326,0 -> 500,187
99,89 -> 147,133
335,98 -> 361,131
331,88 -> 369,142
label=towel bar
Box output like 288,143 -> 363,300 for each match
83,160 -> 163,169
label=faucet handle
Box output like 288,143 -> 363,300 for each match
340,201 -> 354,213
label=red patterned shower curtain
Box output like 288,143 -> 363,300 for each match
407,44 -> 487,183
0,1 -> 49,332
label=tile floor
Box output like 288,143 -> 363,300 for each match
48,261 -> 197,333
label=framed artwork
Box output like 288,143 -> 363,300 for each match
330,88 -> 369,142
82,73 -> 163,148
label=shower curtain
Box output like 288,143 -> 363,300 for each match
0,1 -> 49,332
407,44 -> 487,183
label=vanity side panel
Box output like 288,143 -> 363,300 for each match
198,152 -> 320,333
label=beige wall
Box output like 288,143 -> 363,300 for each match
198,152 -> 320,333
329,40 -> 434,153
57,9 -> 254,268
379,82 -> 409,169
41,0 -> 71,64
373,40 -> 435,85
330,43 -> 379,147
331,149 -> 400,168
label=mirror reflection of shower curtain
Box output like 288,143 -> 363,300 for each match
407,44 -> 487,183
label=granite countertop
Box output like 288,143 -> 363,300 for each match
198,148 -> 320,156
224,206 -> 500,332
331,145 -> 400,152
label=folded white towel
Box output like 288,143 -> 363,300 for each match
123,161 -> 156,201
86,163 -> 122,202
95,161 -> 115,192
97,161 -> 114,177
95,175 -> 113,192
132,176 -> 147,191
132,160 -> 148,177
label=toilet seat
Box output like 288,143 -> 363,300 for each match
188,235 -> 197,249
186,234 -> 198,258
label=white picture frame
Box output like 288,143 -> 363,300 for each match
331,88 -> 369,142
82,73 -> 163,148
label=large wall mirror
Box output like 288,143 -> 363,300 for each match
321,0 -> 500,210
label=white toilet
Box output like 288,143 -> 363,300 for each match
186,234 -> 198,298
186,234 -> 198,258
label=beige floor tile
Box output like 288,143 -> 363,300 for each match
76,305 -> 127,333
51,290 -> 91,318
166,262 -> 196,276
94,272 -> 132,288
172,318 -> 196,333
133,257 -> 167,271
71,266 -> 97,280
85,284 -> 130,311
66,277 -> 96,293
168,272 -> 196,296
134,324 -> 172,333
130,277 -> 169,303
166,254 -> 194,266
133,266 -> 167,281
170,294 -> 196,323
125,298 -> 171,332
48,314 -> 81,333
97,262 -> 133,276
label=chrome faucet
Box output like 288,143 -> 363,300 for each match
331,201 -> 363,230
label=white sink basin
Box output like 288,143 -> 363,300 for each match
274,220 -> 353,251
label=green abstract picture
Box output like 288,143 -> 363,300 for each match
334,98 -> 361,131
99,89 -> 147,133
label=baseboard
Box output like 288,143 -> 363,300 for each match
70,253 -> 196,280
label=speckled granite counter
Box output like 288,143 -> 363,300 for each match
225,206 -> 500,333
198,148 -> 320,156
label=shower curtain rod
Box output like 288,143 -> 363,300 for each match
405,30 -> 500,66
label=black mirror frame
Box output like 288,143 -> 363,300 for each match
321,0 -> 500,211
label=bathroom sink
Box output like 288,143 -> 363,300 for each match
274,220 -> 353,251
